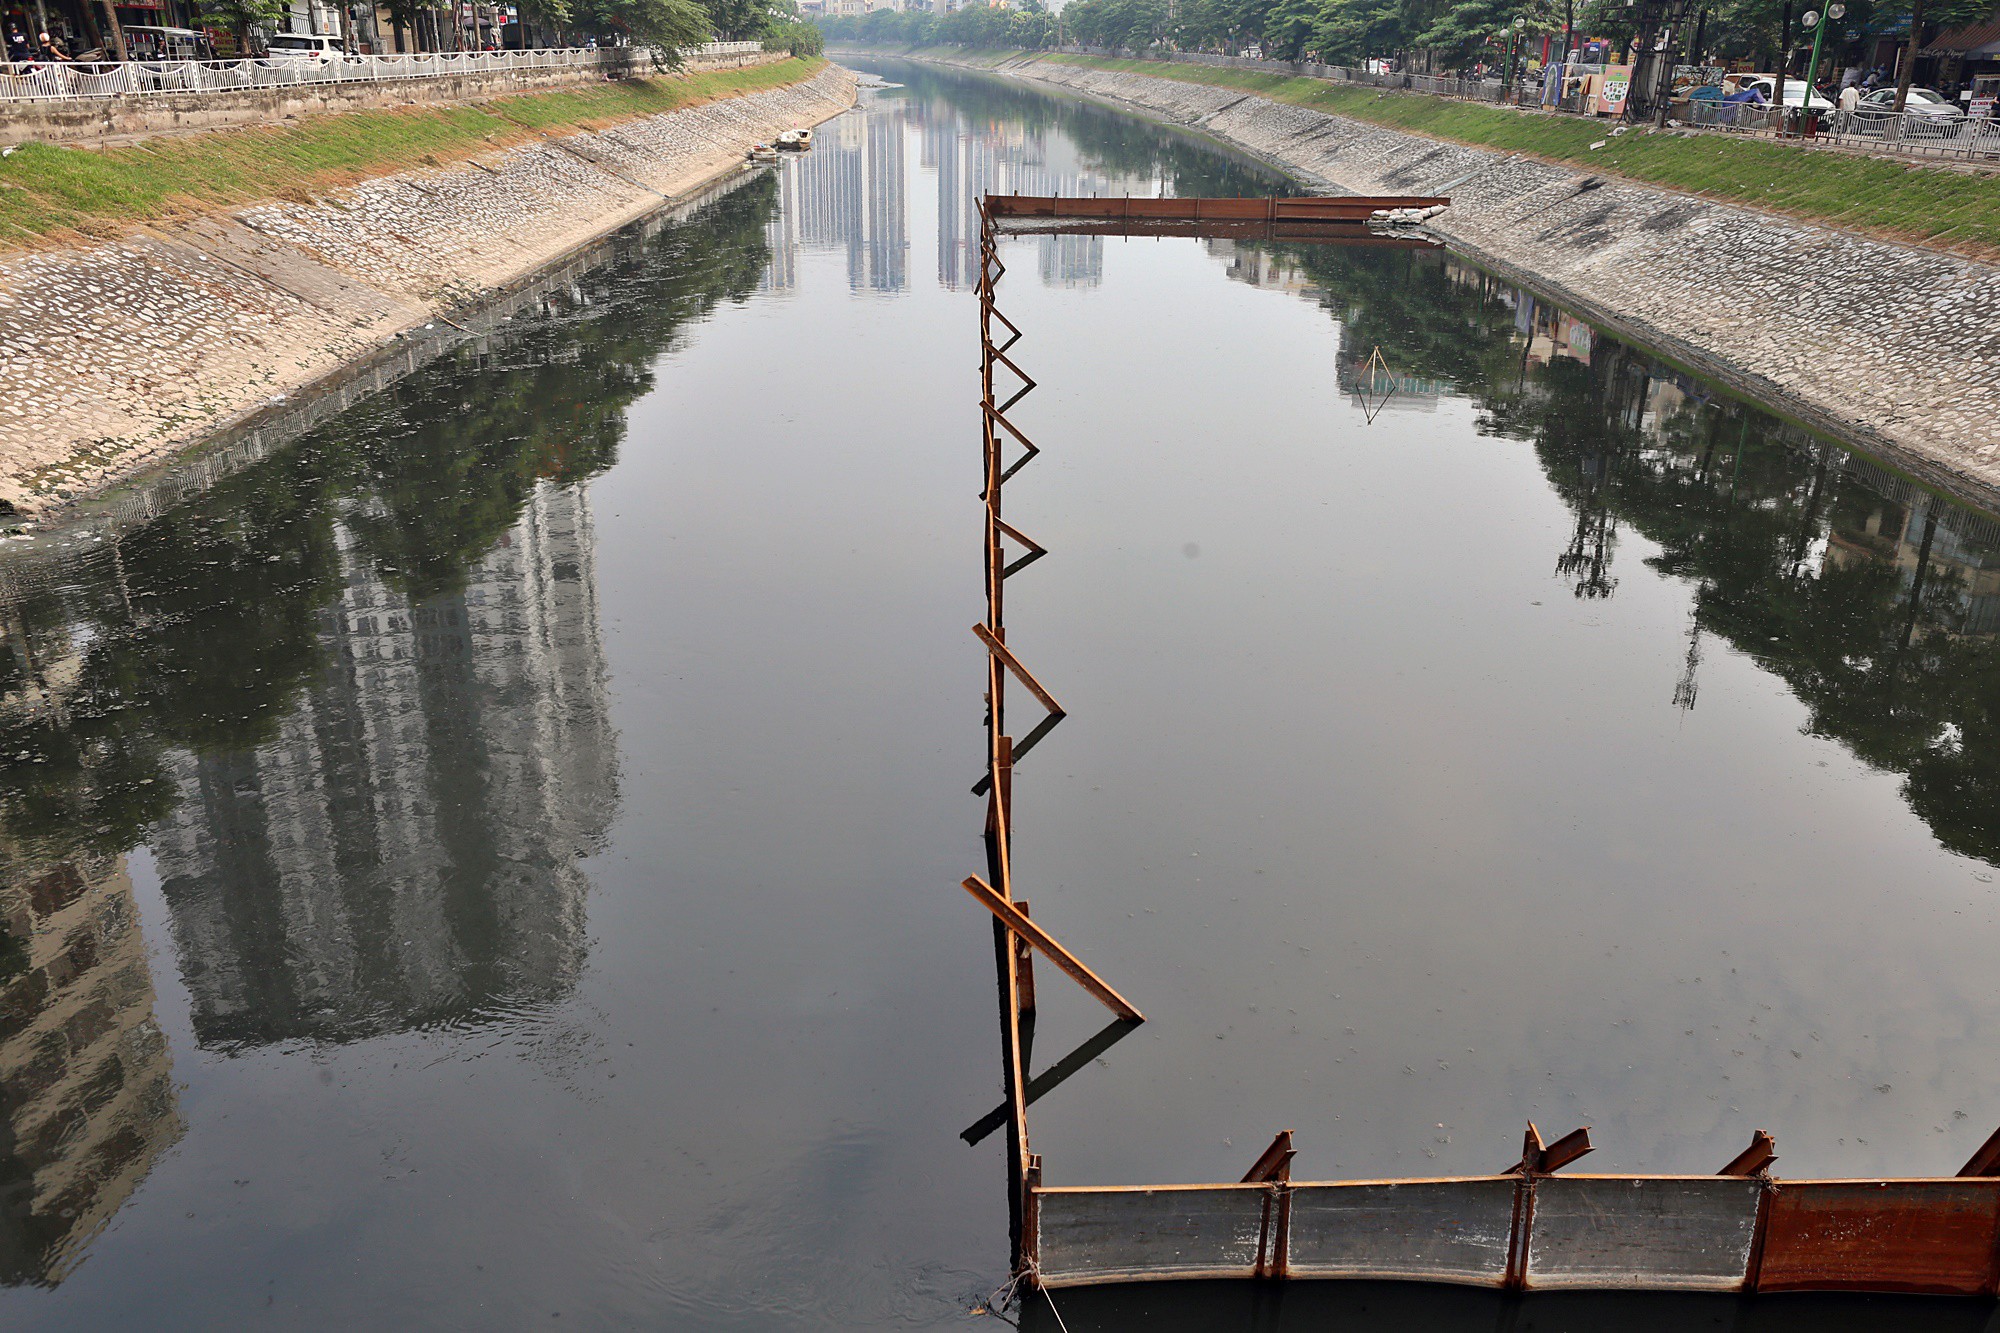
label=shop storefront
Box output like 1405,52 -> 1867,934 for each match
1923,15 -> 2000,105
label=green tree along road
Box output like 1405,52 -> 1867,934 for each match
820,0 -> 1995,80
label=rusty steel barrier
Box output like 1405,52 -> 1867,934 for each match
955,189 -> 2000,1304
958,192 -> 1439,1280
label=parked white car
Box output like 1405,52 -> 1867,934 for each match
262,33 -> 345,62
1734,75 -> 1835,111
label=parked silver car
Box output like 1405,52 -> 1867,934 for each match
1848,86 -> 1964,137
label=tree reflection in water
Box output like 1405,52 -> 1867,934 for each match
1277,239 -> 2000,867
0,178 -> 776,1286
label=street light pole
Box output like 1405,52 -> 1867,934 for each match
1800,2 -> 1844,121
1503,14 -> 1526,102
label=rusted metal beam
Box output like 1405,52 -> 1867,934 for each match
1015,895 -> 1037,1019
993,515 -> 1046,579
973,623 -> 1066,718
995,219 -> 1440,247
1720,1130 -> 1779,1178
973,710 -> 1064,797
1504,1122 -> 1593,1176
961,875 -> 1143,1021
1022,1154 -> 1043,1277
983,193 -> 1449,223
989,345 -> 1037,416
1242,1130 -> 1296,1184
1959,1124 -> 2000,1177
984,301 -> 1022,355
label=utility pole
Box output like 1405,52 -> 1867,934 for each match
1650,0 -> 1692,126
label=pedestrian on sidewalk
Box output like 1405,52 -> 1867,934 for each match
5,22 -> 29,64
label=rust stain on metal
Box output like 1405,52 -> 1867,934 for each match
1755,1182 -> 2000,1295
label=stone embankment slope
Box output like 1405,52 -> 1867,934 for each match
0,64 -> 855,518
929,53 -> 2000,494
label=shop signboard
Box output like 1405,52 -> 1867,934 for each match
1597,63 -> 1632,114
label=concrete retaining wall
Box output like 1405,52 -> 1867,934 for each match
0,63 -> 855,518
0,49 -> 789,147
924,53 -> 2000,496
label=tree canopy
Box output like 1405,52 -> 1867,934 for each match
819,0 -> 1995,78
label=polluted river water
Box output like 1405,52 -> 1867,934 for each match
5,58 -> 2000,1330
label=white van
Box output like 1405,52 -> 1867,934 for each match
263,32 -> 345,61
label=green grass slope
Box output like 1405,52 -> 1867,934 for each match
0,57 -> 824,249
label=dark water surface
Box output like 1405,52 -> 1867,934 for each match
5,60 -> 2000,1329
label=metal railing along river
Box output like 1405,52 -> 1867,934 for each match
1679,96 -> 2000,160
0,41 -> 764,103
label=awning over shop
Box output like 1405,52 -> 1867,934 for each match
1922,15 -> 2000,57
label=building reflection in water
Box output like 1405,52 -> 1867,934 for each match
0,583 -> 182,1288
151,484 -> 615,1048
0,176 -> 776,1290
766,103 -> 908,294
766,89 -> 1123,296
0,853 -> 180,1288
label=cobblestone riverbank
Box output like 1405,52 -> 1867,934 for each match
914,52 -> 2000,499
0,64 -> 855,519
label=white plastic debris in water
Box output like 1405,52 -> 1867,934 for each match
1371,204 -> 1448,226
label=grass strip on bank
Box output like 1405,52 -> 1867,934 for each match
0,56 -> 824,250
882,46 -> 2000,258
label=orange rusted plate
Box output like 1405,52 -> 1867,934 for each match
1757,1181 -> 2000,1295
983,195 -> 1450,224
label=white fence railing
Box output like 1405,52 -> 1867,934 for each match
0,41 -> 765,103
1680,98 -> 2000,159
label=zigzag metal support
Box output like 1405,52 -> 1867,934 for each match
973,198 -> 1142,1283
976,198 -> 1035,1271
